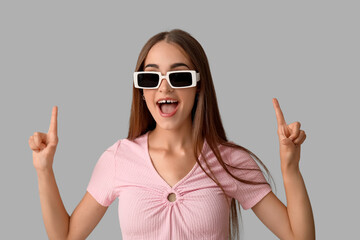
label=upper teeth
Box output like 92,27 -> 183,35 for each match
157,99 -> 178,104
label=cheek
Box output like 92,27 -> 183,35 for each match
143,90 -> 154,102
182,90 -> 197,110
143,91 -> 155,110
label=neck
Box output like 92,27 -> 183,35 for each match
149,121 -> 193,151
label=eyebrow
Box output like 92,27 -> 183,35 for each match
144,62 -> 190,69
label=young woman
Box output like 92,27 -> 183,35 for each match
29,29 -> 315,239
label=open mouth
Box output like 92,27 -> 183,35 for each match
157,99 -> 179,117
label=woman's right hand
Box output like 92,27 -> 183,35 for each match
29,106 -> 59,172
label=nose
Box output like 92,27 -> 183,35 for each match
158,77 -> 173,93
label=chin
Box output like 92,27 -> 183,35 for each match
153,113 -> 193,132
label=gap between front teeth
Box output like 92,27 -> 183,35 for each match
157,100 -> 178,104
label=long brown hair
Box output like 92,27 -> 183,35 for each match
127,29 -> 274,240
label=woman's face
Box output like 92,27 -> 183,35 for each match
143,40 -> 197,131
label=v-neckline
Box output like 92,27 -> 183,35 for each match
144,131 -> 206,189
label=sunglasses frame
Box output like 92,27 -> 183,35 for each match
133,70 -> 200,89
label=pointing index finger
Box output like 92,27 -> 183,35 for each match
272,98 -> 286,126
48,106 -> 58,135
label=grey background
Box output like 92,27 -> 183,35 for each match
1,0 -> 359,239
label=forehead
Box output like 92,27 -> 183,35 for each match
144,41 -> 193,68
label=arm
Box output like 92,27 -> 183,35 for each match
252,171 -> 315,240
30,106 -> 108,239
251,98 -> 315,240
67,192 -> 108,240
282,168 -> 315,239
36,169 -> 69,239
37,169 -> 108,240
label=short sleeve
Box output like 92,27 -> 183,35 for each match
227,147 -> 272,210
87,140 -> 120,207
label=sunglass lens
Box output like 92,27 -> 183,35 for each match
138,73 -> 159,88
169,72 -> 192,87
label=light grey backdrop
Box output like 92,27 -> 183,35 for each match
1,0 -> 359,239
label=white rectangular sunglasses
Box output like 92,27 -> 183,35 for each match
134,70 -> 200,89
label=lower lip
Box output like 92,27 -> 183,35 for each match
158,104 -> 179,117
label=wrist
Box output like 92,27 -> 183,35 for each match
281,166 -> 302,182
36,168 -> 54,178
281,163 -> 300,175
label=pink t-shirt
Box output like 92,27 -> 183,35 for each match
87,132 -> 271,240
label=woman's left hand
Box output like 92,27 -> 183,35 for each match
272,98 -> 306,173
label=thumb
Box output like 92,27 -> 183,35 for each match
280,138 -> 295,147
40,142 -> 46,150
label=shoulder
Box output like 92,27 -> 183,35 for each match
105,139 -> 121,153
217,142 -> 257,168
104,133 -> 148,156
